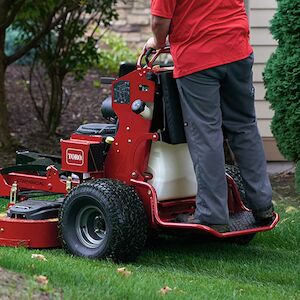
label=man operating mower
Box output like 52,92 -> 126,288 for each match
145,0 -> 274,232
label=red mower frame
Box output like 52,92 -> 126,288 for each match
0,47 -> 279,251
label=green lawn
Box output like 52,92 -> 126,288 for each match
0,200 -> 299,300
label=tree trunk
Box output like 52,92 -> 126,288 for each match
0,28 -> 12,149
46,71 -> 64,135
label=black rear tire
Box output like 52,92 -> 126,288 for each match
230,233 -> 256,245
59,179 -> 147,262
225,165 -> 255,245
225,164 -> 248,207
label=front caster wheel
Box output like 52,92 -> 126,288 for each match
59,179 -> 147,262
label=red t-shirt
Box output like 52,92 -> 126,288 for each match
151,0 -> 253,78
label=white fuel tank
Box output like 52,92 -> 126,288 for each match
147,142 -> 197,201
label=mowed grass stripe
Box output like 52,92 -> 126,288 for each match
0,201 -> 299,299
0,246 -> 298,299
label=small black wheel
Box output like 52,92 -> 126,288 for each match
59,179 -> 147,262
225,165 -> 255,245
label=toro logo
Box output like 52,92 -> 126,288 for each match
66,148 -> 84,166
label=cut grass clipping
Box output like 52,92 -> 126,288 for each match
0,198 -> 299,299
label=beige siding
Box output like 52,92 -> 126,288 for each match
252,45 -> 277,63
255,102 -> 274,119
254,82 -> 268,101
257,120 -> 273,137
251,0 -> 277,9
263,138 -> 285,161
251,28 -> 277,45
250,9 -> 275,27
253,63 -> 265,82
249,0 -> 285,160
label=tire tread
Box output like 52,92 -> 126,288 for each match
59,179 -> 147,262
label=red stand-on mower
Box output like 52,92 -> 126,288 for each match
0,48 -> 279,261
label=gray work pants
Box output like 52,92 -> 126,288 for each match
176,54 -> 273,225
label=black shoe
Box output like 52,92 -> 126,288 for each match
253,205 -> 275,226
176,213 -> 201,224
175,213 -> 230,233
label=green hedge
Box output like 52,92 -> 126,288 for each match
264,0 -> 300,191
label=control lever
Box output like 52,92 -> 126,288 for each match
131,99 -> 153,120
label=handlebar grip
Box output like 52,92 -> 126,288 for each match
145,48 -> 156,65
137,46 -> 170,69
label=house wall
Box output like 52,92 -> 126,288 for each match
112,1 -> 151,46
113,0 -> 285,161
249,0 -> 284,161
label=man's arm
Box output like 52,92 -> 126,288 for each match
145,16 -> 171,50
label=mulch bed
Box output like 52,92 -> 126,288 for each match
1,65 -> 110,166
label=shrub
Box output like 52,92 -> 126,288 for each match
15,0 -> 118,135
264,0 -> 300,191
96,31 -> 139,75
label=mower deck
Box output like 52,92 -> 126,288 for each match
0,215 -> 59,248
0,197 -> 63,248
